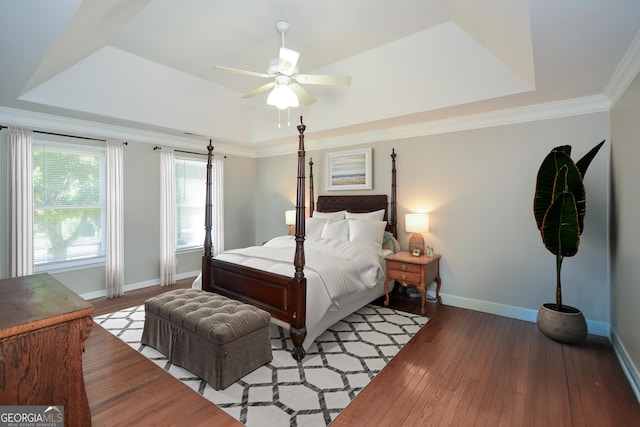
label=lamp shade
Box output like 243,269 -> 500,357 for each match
405,213 -> 429,233
267,85 -> 299,110
285,210 -> 296,225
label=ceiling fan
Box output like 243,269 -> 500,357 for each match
213,20 -> 351,110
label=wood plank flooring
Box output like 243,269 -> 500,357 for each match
84,279 -> 640,426
333,304 -> 640,427
85,279 -> 242,426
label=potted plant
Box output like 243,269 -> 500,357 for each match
533,140 -> 605,344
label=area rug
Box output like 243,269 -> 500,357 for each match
94,304 -> 427,427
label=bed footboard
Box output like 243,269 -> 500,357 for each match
204,257 -> 307,359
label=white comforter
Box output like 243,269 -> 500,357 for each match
205,235 -> 389,349
225,235 -> 385,304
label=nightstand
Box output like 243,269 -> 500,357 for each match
384,251 -> 442,315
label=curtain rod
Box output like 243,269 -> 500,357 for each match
153,145 -> 225,158
153,146 -> 207,156
0,124 -> 117,143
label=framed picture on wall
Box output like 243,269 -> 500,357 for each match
326,147 -> 372,190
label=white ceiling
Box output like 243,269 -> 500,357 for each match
1,0 -> 639,156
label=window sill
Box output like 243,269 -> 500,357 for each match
35,257 -> 105,274
176,247 -> 204,255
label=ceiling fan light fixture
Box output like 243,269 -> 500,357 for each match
267,84 -> 299,110
214,19 -> 350,113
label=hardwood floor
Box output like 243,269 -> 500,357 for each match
334,304 -> 640,427
84,280 -> 640,426
85,279 -> 242,426
89,278 -> 193,317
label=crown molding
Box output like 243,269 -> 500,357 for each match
0,106 -> 256,158
255,95 -> 611,158
605,29 -> 640,107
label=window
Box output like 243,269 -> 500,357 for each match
175,157 -> 206,250
33,141 -> 106,268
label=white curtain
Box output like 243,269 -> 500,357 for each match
105,140 -> 125,298
160,149 -> 176,286
212,156 -> 224,255
7,127 -> 34,277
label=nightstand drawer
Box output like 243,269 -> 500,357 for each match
387,269 -> 422,283
386,260 -> 422,274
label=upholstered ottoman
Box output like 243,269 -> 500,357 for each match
141,288 -> 272,390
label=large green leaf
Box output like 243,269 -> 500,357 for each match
533,148 -> 582,230
575,140 -> 605,178
542,191 -> 580,257
574,140 -> 605,231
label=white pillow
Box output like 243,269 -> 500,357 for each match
305,217 -> 327,238
321,219 -> 349,241
313,210 -> 346,221
348,219 -> 387,254
345,209 -> 385,222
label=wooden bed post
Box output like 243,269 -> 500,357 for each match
390,148 -> 398,238
201,140 -> 214,292
309,157 -> 315,216
291,116 -> 308,360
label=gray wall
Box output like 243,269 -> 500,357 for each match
224,153 -> 257,249
611,71 -> 640,395
256,113 -> 611,330
0,132 -> 256,297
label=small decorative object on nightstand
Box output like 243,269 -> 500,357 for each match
384,250 -> 441,315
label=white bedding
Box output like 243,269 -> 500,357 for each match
194,235 -> 391,349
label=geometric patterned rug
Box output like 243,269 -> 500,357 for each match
94,304 -> 427,427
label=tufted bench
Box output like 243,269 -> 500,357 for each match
141,288 -> 272,390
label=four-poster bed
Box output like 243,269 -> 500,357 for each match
201,117 -> 398,360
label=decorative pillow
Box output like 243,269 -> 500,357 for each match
345,209 -> 385,222
321,219 -> 349,241
348,219 -> 387,254
305,217 -> 327,238
382,231 -> 401,253
313,210 -> 346,221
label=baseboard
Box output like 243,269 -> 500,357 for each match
80,270 -> 199,301
440,292 -> 611,337
610,329 -> 640,403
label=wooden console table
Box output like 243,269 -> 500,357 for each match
0,273 -> 94,427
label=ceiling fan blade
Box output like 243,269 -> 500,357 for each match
278,48 -> 300,75
241,82 -> 275,99
295,74 -> 351,86
213,65 -> 271,78
290,83 -> 316,106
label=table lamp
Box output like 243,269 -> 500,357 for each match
405,213 -> 429,254
285,210 -> 296,235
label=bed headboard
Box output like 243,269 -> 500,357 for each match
316,195 -> 396,237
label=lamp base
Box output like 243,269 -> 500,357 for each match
408,233 -> 425,254
288,225 -> 295,235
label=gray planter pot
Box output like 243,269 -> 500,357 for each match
536,303 -> 587,344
